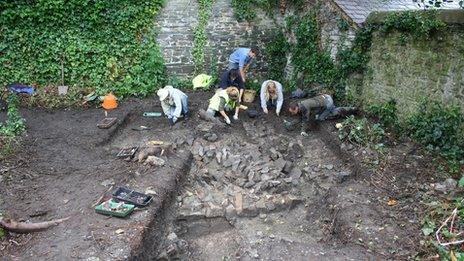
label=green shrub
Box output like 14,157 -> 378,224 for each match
0,0 -> 166,99
0,94 -> 26,137
365,99 -> 400,131
338,115 -> 386,147
231,0 -> 257,21
406,101 -> 464,173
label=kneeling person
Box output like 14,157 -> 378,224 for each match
157,85 -> 188,125
288,94 -> 356,135
260,80 -> 283,116
206,87 -> 240,125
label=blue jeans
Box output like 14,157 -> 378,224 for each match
228,61 -> 239,70
317,95 -> 335,121
169,95 -> 189,117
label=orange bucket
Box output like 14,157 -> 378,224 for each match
102,93 -> 118,110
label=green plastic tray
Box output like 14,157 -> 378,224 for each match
95,199 -> 135,218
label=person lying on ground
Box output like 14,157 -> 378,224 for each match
287,94 -> 357,136
228,47 -> 259,101
260,80 -> 283,116
157,85 -> 188,126
204,87 -> 240,125
219,68 -> 244,91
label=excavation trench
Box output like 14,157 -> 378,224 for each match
1,95 -> 419,260
126,113 -> 380,260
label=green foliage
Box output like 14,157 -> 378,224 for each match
290,12 -> 338,88
379,11 -> 446,38
0,0 -> 167,99
231,0 -> 257,21
365,99 -> 400,131
338,115 -> 386,147
193,0 -> 214,74
406,101 -> 464,173
0,94 -> 26,137
264,31 -> 288,83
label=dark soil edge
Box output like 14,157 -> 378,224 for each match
96,110 -> 135,146
129,151 -> 193,260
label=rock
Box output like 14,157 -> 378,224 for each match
235,193 -> 243,214
290,168 -> 302,179
260,166 -> 270,174
282,161 -> 293,174
100,179 -> 114,187
244,181 -> 255,188
242,204 -> 259,217
223,158 -> 234,168
225,204 -> 237,220
235,178 -> 247,187
115,229 -> 125,234
265,202 -> 276,212
206,149 -> 215,158
205,204 -> 224,218
259,213 -> 267,219
186,137 -> 194,146
167,232 -> 178,241
336,171 -> 352,183
145,156 -> 165,166
435,178 -> 457,193
261,174 -> 272,181
216,152 -> 222,164
232,159 -> 241,172
324,164 -> 334,170
198,146 -> 205,157
204,133 -> 218,142
284,177 -> 293,183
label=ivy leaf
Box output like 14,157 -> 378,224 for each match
458,176 -> 464,187
422,227 -> 434,236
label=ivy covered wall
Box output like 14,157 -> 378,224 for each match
360,27 -> 464,119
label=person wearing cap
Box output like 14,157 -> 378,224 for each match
157,85 -> 188,125
260,80 -> 283,116
205,87 -> 240,125
288,94 -> 357,136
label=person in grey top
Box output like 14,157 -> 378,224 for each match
260,80 -> 283,116
288,94 -> 357,136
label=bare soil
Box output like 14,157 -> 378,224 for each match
0,91 -> 443,260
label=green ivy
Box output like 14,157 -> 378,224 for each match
338,115 -> 386,148
0,0 -> 167,99
264,31 -> 288,83
406,101 -> 464,173
193,0 -> 214,74
0,94 -> 26,138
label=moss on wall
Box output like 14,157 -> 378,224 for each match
361,27 -> 464,119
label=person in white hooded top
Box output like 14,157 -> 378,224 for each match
157,85 -> 189,125
260,80 -> 283,116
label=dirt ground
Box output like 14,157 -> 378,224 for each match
0,91 -> 445,260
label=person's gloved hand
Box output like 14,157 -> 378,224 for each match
263,108 -> 268,114
233,113 -> 239,120
276,110 -> 280,116
300,131 -> 309,137
225,117 -> 231,125
172,117 -> 178,123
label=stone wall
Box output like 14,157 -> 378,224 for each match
205,0 -> 276,80
156,0 -> 277,79
360,28 -> 464,118
318,1 -> 357,59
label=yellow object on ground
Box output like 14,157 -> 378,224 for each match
242,89 -> 256,103
102,93 -> 118,110
192,74 -> 213,89
239,105 -> 248,110
148,140 -> 164,145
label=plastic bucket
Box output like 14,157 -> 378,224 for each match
243,89 -> 256,103
58,85 -> 68,95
